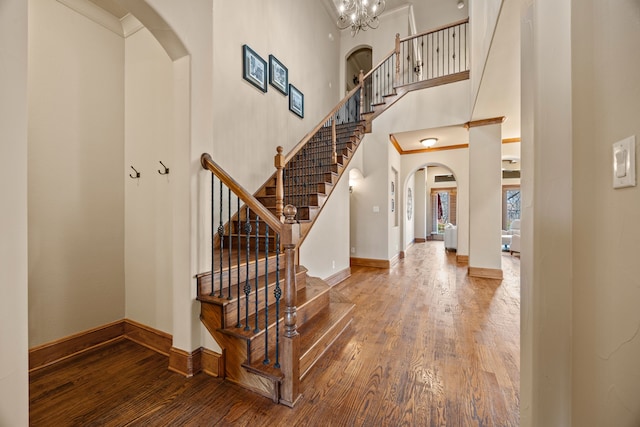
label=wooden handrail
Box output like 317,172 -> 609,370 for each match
399,18 -> 469,43
362,47 -> 396,82
283,85 -> 363,164
201,153 -> 282,234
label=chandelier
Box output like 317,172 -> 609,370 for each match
337,0 -> 386,36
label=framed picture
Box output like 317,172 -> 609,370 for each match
269,55 -> 288,95
289,84 -> 304,118
242,44 -> 267,93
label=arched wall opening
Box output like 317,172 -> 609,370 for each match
345,46 -> 372,93
27,0 -> 191,351
402,163 -> 459,254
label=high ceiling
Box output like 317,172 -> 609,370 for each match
88,0 -> 518,154
87,0 -> 128,19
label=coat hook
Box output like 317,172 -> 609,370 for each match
129,166 -> 140,179
158,161 -> 170,175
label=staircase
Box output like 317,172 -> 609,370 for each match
197,18 -> 469,407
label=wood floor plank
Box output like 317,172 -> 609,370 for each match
29,241 -> 519,426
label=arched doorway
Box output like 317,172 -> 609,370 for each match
345,46 -> 372,93
403,163 -> 458,254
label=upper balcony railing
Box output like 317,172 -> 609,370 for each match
361,18 -> 469,114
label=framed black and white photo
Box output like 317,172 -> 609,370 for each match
289,84 -> 304,118
242,44 -> 267,93
269,55 -> 288,95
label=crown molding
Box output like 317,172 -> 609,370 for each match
390,134 -> 521,155
57,0 -> 124,36
464,116 -> 506,129
121,13 -> 144,38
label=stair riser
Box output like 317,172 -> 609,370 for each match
203,323 -> 279,402
245,290 -> 329,365
197,256 -> 279,296
220,270 -> 307,329
224,235 -> 279,252
299,310 -> 353,380
264,181 -> 332,197
229,220 -> 278,235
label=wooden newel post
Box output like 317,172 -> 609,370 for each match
274,146 -> 285,222
280,204 -> 301,407
394,33 -> 401,86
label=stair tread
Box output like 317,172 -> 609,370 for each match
298,301 -> 355,356
197,265 -> 307,304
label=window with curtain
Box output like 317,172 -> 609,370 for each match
502,185 -> 521,230
430,188 -> 457,234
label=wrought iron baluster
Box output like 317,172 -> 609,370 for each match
274,234 -> 281,368
218,180 -> 224,298
210,175 -> 215,297
236,196 -> 241,328
254,215 -> 260,334
452,28 -> 457,73
228,188 -> 232,300
263,223 -> 270,365
244,206 -> 251,331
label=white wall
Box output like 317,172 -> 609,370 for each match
0,0 -> 29,424
28,0 -> 125,346
571,0 -> 640,425
300,145 -> 363,280
411,0 -> 468,35
211,0 -> 341,193
127,0 -> 213,354
124,27 -> 174,333
469,0 -> 503,110
520,0 -> 573,425
350,132 -> 390,260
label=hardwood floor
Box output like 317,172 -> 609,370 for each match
29,241 -> 519,426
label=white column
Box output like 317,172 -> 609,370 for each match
468,120 -> 503,279
0,0 -> 29,424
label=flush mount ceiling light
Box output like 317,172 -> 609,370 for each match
421,138 -> 438,147
337,0 -> 386,37
457,0 -> 465,9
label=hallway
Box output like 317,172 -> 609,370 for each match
30,241 -> 520,426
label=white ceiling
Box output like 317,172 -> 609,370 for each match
87,0 -> 128,19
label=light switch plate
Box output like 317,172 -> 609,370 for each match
613,136 -> 636,189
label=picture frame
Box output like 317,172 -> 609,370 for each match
289,84 -> 304,118
269,55 -> 288,95
242,44 -> 267,93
